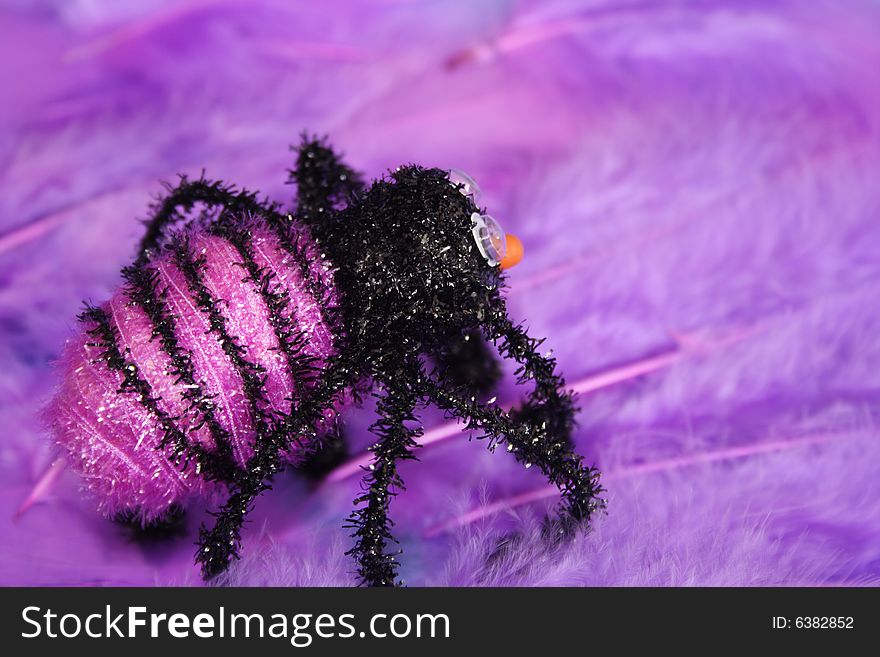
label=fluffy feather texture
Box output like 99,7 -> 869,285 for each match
1,0 -> 879,585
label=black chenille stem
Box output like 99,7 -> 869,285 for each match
484,306 -> 603,528
120,261 -> 242,481
138,177 -> 283,262
196,357 -> 359,579
287,135 -> 364,230
344,375 -> 422,586
209,220 -> 321,405
177,221 -> 355,578
420,362 -> 603,535
170,237 -> 278,428
78,305 -> 231,481
139,175 -> 338,365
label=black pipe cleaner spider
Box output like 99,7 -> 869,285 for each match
51,137 -> 604,586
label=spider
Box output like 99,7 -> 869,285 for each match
48,137 -> 604,586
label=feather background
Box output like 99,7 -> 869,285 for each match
1,0 -> 879,586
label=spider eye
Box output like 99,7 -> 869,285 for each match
448,169 -> 481,199
471,212 -> 506,266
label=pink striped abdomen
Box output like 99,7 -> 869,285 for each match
48,218 -> 340,522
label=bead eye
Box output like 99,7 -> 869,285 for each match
471,212 -> 507,266
448,168 -> 481,200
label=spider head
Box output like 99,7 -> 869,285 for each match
329,165 -> 522,348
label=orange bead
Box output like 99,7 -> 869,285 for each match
500,233 -> 524,270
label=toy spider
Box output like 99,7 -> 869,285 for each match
48,137 -> 603,586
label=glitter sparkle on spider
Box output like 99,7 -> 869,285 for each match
46,137 -> 602,586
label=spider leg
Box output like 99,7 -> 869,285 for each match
485,306 -> 603,531
423,358 -> 604,537
288,135 -> 364,229
196,360 -> 358,580
138,177 -> 282,261
141,136 -> 363,260
345,376 -> 422,587
483,305 -> 580,447
197,465 -> 275,580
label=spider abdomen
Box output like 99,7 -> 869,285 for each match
48,217 -> 340,524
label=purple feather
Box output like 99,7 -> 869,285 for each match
1,0 -> 879,586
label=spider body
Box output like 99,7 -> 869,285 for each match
47,138 -> 603,585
